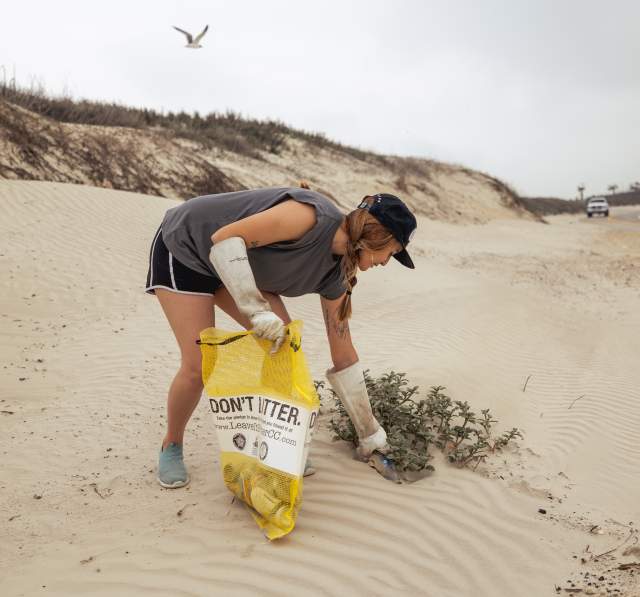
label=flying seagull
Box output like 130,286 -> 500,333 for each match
173,25 -> 209,49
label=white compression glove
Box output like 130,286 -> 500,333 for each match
326,362 -> 390,460
209,237 -> 286,352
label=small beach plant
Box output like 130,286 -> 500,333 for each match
316,370 -> 523,474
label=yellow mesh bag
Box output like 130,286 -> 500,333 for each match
199,320 -> 319,540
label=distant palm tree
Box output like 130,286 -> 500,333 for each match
607,184 -> 618,195
577,184 -> 585,201
630,182 -> 640,191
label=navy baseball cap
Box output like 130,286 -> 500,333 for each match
358,193 -> 417,269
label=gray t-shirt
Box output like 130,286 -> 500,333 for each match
161,187 -> 347,299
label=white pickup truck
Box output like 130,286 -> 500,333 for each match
586,197 -> 609,218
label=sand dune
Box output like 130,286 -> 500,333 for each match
0,100 -> 530,226
1,181 -> 639,596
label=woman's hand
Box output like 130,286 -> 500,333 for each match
249,311 -> 286,353
326,361 -> 390,460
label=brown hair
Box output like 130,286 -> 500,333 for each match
338,196 -> 397,321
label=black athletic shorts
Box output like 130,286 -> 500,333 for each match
145,227 -> 222,296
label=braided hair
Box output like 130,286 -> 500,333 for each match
337,196 -> 397,321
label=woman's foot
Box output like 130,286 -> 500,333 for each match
158,442 -> 190,488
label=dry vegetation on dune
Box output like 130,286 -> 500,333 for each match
0,79 -> 530,223
0,78 -> 373,160
519,196 -> 586,216
0,92 -> 240,198
521,191 -> 640,216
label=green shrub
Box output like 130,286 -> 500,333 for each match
316,370 -> 523,475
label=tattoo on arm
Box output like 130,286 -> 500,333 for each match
249,240 -> 259,248
323,306 -> 349,339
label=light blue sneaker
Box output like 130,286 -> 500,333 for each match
158,442 -> 190,488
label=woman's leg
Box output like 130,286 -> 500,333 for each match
156,287 -> 288,449
155,289 -> 215,448
155,287 -> 314,484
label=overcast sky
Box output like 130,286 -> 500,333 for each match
2,0 -> 638,198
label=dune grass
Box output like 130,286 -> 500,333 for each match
0,75 -> 375,161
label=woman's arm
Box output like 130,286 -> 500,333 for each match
209,200 -> 315,353
211,200 -> 316,247
320,294 -> 391,460
320,294 -> 358,371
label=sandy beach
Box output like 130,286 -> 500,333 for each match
1,180 -> 639,596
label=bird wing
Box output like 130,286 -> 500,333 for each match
193,24 -> 209,44
173,26 -> 193,43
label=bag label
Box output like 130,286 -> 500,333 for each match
209,394 -> 318,476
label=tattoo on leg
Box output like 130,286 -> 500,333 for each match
249,241 -> 259,248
